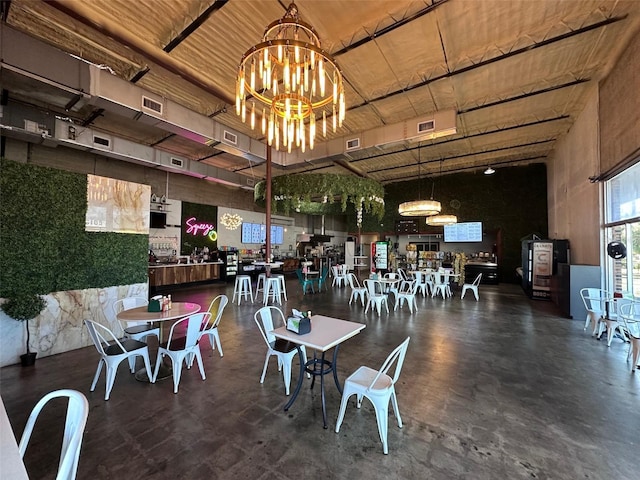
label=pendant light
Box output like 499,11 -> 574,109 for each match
398,146 -> 441,217
426,160 -> 457,226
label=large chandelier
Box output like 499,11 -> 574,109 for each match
236,2 -> 345,153
426,214 -> 457,226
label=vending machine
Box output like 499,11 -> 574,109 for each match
371,241 -> 389,273
521,239 -> 569,299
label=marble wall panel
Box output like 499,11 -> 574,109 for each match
0,283 -> 148,367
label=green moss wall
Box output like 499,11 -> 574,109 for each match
355,164 -> 549,283
0,159 -> 148,297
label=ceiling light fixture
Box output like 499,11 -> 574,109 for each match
426,214 -> 458,226
236,2 -> 345,153
398,146 -> 441,217
484,166 -> 495,175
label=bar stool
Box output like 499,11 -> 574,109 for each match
264,277 -> 282,305
275,274 -> 288,301
255,273 -> 267,301
233,275 -> 254,305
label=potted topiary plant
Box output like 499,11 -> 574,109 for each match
1,293 -> 47,366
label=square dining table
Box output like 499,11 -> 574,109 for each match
271,315 -> 366,428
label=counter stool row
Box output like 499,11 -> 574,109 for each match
233,273 -> 287,305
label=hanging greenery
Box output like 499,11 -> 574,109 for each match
254,174 -> 385,219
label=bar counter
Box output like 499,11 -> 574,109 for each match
148,261 -> 223,287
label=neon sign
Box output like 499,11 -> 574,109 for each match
185,217 -> 217,241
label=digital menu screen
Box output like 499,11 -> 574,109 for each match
241,223 -> 284,244
444,222 -> 483,242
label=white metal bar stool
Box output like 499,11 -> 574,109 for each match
255,273 -> 267,301
264,277 -> 282,305
233,275 -> 254,305
275,274 -> 288,301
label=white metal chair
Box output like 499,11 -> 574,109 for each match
153,313 -> 207,393
335,337 -> 410,455
84,319 -> 154,400
411,270 -> 429,297
619,301 -> 640,372
364,279 -> 389,315
332,265 -> 347,288
397,268 -> 409,282
113,297 -> 160,343
199,294 -> 228,357
383,272 -> 400,299
431,270 -> 448,299
461,273 -> 482,301
598,297 -> 631,347
18,389 -> 89,480
422,269 -> 434,297
347,272 -> 367,306
394,280 -> 419,313
254,306 -> 308,395
579,288 -> 609,336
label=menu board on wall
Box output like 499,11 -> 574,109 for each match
444,222 -> 483,242
241,223 -> 284,244
395,219 -> 419,234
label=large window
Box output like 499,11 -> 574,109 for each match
605,161 -> 640,296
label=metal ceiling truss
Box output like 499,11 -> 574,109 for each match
348,115 -> 569,166
457,78 -> 589,114
369,138 -> 556,177
332,0 -> 449,57
346,15 -> 626,113
388,154 -> 549,182
130,0 -> 230,84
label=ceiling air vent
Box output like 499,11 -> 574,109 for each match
93,134 -> 111,149
142,96 -> 163,115
345,138 -> 360,151
417,119 -> 435,134
223,130 -> 238,145
170,157 -> 184,168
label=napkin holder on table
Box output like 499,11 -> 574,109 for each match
148,299 -> 162,312
287,314 -> 311,335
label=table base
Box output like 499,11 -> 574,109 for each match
284,346 -> 342,429
134,362 -> 172,382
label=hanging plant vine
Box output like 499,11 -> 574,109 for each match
254,174 -> 385,220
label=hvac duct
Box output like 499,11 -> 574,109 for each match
53,119 -> 253,188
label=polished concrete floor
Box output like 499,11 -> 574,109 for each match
2,278 -> 639,479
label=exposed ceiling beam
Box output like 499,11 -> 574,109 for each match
457,78 -> 590,114
46,0 -> 235,105
1,0 -> 11,22
163,0 -> 228,53
386,155 -> 548,182
346,15 -> 626,113
369,139 -> 556,175
350,115 -> 570,165
81,108 -> 104,127
332,0 -> 449,57
129,0 -> 229,84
